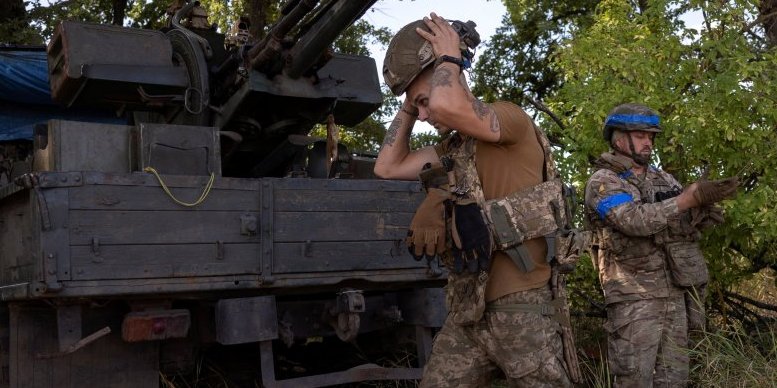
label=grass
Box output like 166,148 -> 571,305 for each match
688,326 -> 777,388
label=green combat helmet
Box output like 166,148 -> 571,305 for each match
383,19 -> 480,96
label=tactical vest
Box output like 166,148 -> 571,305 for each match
441,123 -> 570,273
589,153 -> 708,287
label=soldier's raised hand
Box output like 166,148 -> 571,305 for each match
691,176 -> 739,206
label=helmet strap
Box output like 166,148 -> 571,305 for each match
626,133 -> 650,166
613,132 -> 650,166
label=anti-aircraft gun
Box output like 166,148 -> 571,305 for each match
0,1 -> 448,387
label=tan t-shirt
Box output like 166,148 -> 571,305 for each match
436,101 -> 550,301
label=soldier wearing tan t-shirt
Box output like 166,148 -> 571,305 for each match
375,14 -> 571,388
435,101 -> 550,301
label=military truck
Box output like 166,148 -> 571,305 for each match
0,1 -> 448,386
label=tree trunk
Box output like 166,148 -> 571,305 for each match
248,0 -> 271,41
112,0 -> 128,26
761,0 -> 777,47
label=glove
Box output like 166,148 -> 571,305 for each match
406,188 -> 449,260
692,176 -> 738,206
451,201 -> 493,273
690,205 -> 725,230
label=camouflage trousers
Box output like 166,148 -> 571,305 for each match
420,285 -> 572,388
605,291 -> 689,388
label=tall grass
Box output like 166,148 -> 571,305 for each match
687,326 -> 777,388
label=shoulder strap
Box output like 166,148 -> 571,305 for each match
530,122 -> 558,181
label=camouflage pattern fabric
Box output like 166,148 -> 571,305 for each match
685,284 -> 707,332
585,155 -> 688,304
605,292 -> 689,387
445,270 -> 489,325
420,286 -> 572,388
663,241 -> 708,287
484,178 -> 566,246
585,152 -> 712,388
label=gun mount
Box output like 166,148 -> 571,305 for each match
0,2 -> 448,387
47,0 -> 381,178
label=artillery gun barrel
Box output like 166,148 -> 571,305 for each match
285,0 -> 375,78
248,0 -> 319,70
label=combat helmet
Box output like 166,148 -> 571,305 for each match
382,20 -> 436,96
602,103 -> 662,143
383,19 -> 480,96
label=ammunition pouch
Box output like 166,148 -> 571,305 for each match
484,179 -> 565,272
445,270 -> 489,325
552,228 -> 592,274
663,240 -> 708,287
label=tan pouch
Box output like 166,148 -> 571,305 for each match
484,179 -> 565,249
554,229 -> 592,273
664,241 -> 708,287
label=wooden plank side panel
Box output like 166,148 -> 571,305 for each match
274,211 -> 413,242
274,189 -> 423,212
273,241 -> 425,274
69,210 -> 261,245
68,185 -> 260,211
0,192 -> 36,286
70,243 -> 261,280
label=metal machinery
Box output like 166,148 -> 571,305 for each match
0,1 -> 447,387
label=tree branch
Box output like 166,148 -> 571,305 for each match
724,290 -> 777,312
525,95 -> 566,131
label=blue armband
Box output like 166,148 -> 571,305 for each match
596,193 -> 633,219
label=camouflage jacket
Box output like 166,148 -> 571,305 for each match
584,152 -> 697,304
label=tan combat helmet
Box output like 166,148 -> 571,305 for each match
382,20 -> 436,96
383,19 -> 480,96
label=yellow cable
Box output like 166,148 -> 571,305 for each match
143,166 -> 215,207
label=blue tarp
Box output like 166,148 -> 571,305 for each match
0,47 -> 126,142
0,48 -> 53,106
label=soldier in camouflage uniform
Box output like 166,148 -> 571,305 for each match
584,103 -> 738,387
375,13 -> 575,387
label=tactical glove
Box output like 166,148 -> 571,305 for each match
451,201 -> 493,273
690,205 -> 724,230
692,176 -> 738,206
406,188 -> 449,260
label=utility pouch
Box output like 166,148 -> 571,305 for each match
484,179 -> 564,272
418,163 -> 449,191
445,271 -> 488,325
553,229 -> 592,273
664,241 -> 708,287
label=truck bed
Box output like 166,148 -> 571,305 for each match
0,171 -> 441,300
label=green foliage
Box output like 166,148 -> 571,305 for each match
472,0 -> 600,106
547,0 -> 777,293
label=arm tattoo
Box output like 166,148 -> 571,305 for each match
471,99 -> 490,120
383,116 -> 402,147
432,66 -> 453,88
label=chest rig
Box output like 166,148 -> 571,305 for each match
441,124 -> 569,273
591,153 -> 708,287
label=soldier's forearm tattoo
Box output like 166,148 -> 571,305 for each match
383,116 -> 402,147
472,99 -> 489,120
432,66 -> 453,88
